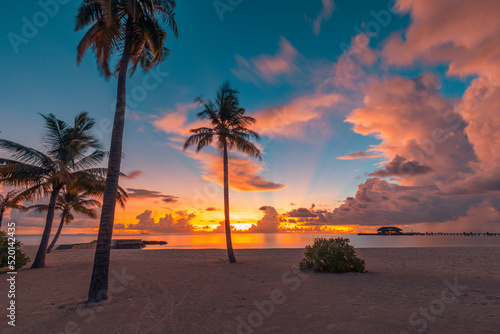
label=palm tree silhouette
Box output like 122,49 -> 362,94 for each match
0,190 -> 26,229
0,113 -> 106,269
30,190 -> 102,253
184,82 -> 261,263
76,0 -> 178,302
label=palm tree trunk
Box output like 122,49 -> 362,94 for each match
31,186 -> 62,269
88,18 -> 134,303
223,143 -> 237,263
47,212 -> 67,254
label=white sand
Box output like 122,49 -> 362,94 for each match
1,246 -> 499,333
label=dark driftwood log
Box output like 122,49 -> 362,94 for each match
143,240 -> 168,245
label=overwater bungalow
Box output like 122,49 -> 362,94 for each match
377,227 -> 403,235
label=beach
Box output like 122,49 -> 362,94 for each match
2,246 -> 500,334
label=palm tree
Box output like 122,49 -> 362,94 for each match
184,82 -> 261,263
76,0 -> 178,302
0,113 -> 106,269
45,184 -> 127,253
0,190 -> 26,229
30,190 -> 101,253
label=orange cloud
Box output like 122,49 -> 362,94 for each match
152,102 -> 286,192
151,92 -> 341,192
247,206 -> 283,233
116,210 -> 195,233
151,102 -> 203,136
183,148 -> 286,192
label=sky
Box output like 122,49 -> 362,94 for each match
1,0 -> 500,234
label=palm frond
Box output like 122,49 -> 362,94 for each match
0,139 -> 52,166
75,1 -> 104,30
227,134 -> 261,160
28,204 -> 51,213
71,150 -> 106,170
184,133 -> 214,152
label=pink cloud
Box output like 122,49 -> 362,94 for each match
383,0 -> 500,78
414,200 -> 500,233
333,74 -> 484,226
378,0 -> 500,198
152,103 -> 286,192
151,102 -> 201,136
232,37 -> 299,84
337,151 -> 381,160
309,0 -> 335,35
344,74 -> 476,185
253,92 -> 341,141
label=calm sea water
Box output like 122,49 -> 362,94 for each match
17,233 -> 500,249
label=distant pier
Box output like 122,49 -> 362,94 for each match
358,232 -> 500,236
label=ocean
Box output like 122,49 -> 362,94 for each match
16,233 -> 500,249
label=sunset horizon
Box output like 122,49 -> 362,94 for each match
1,1 -> 499,333
3,0 -> 500,236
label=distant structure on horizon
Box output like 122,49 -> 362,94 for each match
359,227 -> 499,236
377,227 -> 403,235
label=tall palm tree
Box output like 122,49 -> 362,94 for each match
76,0 -> 178,302
0,113 -> 105,269
0,190 -> 26,229
184,82 -> 261,263
30,190 -> 101,253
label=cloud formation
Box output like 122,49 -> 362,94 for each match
152,103 -> 286,192
330,0 -> 500,229
126,188 -> 179,203
183,149 -> 286,192
253,92 -> 341,141
287,207 -> 318,218
309,0 -> 335,35
367,155 -> 433,178
151,102 -> 201,137
337,151 -> 381,160
124,170 -> 143,179
120,210 -> 195,233
247,206 -> 282,233
232,37 -> 299,84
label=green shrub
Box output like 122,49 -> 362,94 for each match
0,231 -> 30,270
299,237 -> 365,273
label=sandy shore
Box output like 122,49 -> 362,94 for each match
1,246 -> 499,333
